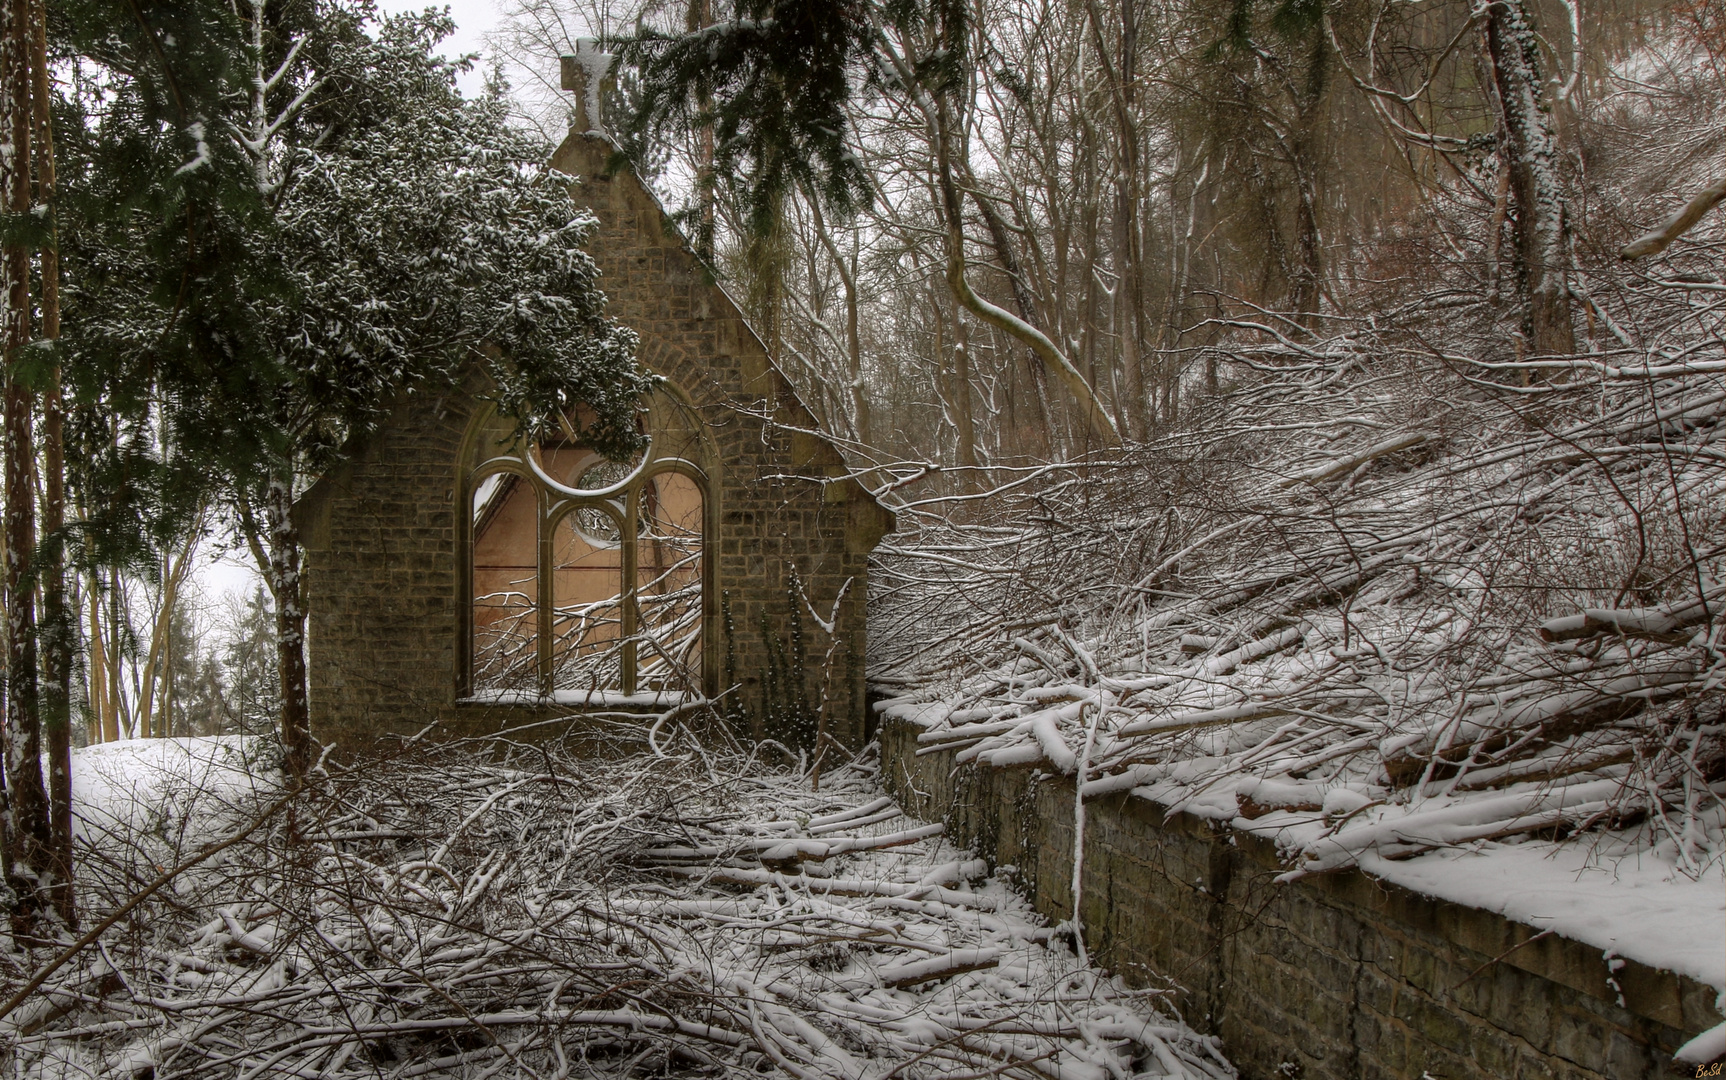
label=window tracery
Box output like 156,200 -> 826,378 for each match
462,389 -> 707,700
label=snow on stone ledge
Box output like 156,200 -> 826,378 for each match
1359,836 -> 1726,994
1211,788 -> 1726,994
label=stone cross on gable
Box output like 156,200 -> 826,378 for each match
560,39 -> 614,136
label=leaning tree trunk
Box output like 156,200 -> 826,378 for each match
1481,0 -> 1575,357
266,477 -> 311,783
30,0 -> 72,928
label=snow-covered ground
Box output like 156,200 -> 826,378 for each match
70,736 -> 276,837
11,734 -> 1234,1079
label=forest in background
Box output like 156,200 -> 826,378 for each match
495,0 -> 1720,466
494,0 -> 1725,886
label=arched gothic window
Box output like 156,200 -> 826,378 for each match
460,389 -> 708,701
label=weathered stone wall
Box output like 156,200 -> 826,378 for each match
881,718 -> 1712,1080
298,378 -> 550,741
295,128 -> 891,748
551,132 -> 890,748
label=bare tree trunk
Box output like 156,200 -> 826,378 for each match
267,477 -> 311,782
686,0 -> 715,260
933,98 -> 1120,448
965,188 -> 1069,451
1285,35 -> 1329,323
1076,92 -> 1109,436
85,577 -> 108,744
1288,155 -> 1322,319
969,190 -> 1042,333
1,0 -> 50,937
1481,0 -> 1574,356
30,0 -> 70,926
926,275 -> 978,469
807,196 -> 871,446
1085,0 -> 1147,436
105,569 -> 123,741
1,334 -> 45,935
132,526 -> 198,742
949,308 -> 980,472
841,242 -> 871,447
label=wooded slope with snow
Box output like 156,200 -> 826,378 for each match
870,250 -> 1726,985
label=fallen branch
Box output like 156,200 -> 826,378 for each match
1621,178 -> 1726,259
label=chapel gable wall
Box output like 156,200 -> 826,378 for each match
298,132 -> 890,748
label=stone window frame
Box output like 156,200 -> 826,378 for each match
455,391 -> 716,701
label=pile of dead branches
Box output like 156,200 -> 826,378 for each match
870,269 -> 1725,878
2,731 -> 1232,1079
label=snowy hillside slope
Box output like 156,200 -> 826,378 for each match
869,275 -> 1726,993
69,737 -> 274,838
8,736 -> 1232,1079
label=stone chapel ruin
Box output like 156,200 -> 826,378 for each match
292,46 -> 893,747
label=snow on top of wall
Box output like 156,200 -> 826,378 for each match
1363,836 -> 1725,993
886,686 -> 1725,992
1218,794 -> 1725,992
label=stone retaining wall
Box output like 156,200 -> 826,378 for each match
880,717 -> 1713,1080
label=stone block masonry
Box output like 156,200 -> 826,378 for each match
881,717 -> 1713,1080
294,126 -> 892,749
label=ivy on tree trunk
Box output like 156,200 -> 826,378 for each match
267,476 -> 311,782
1481,0 -> 1575,358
